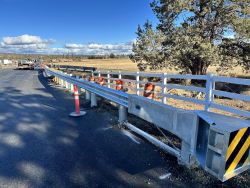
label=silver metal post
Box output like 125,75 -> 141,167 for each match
61,71 -> 64,87
205,73 -> 213,111
91,93 -> 97,107
119,105 -> 127,122
70,74 -> 73,91
90,78 -> 97,106
162,73 -> 167,104
65,73 -> 68,88
107,71 -> 110,88
136,72 -> 140,95
118,89 -> 127,122
118,71 -> 121,79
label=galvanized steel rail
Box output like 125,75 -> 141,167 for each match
45,66 -> 129,107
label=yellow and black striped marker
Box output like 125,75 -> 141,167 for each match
225,127 -> 250,174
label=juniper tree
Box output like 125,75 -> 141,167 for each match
110,53 -> 116,58
130,20 -> 167,71
132,0 -> 250,75
219,37 -> 250,72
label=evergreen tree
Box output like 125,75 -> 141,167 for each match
66,53 -> 69,59
71,53 -> 76,61
132,0 -> 250,75
110,53 -> 116,58
130,20 -> 167,71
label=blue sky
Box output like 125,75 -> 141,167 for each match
0,0 -> 159,55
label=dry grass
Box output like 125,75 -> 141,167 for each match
53,59 -> 250,78
0,65 -> 17,69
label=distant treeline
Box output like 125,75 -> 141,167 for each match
0,53 -> 131,62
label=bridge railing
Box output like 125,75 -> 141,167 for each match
92,70 -> 250,119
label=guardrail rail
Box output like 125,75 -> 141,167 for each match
44,66 -> 250,182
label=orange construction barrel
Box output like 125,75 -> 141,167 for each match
116,80 -> 124,90
143,83 -> 155,99
90,77 -> 95,83
97,77 -> 104,86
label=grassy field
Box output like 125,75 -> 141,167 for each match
53,59 -> 250,78
0,64 -> 18,69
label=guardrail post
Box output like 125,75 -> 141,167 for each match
136,72 -> 140,95
162,73 -> 167,104
90,75 -> 97,106
205,73 -> 213,111
119,105 -> 127,122
91,93 -> 97,107
119,71 -> 121,79
98,71 -> 101,78
90,78 -> 96,106
118,89 -> 127,122
85,78 -> 91,99
61,71 -> 64,87
65,73 -> 68,89
70,74 -> 74,91
107,71 -> 110,88
91,71 -> 94,77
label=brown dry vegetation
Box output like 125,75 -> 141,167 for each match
53,59 -> 250,77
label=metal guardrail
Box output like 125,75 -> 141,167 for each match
44,66 -> 250,182
45,65 -> 181,160
45,67 -> 128,107
52,64 -> 97,72
92,70 -> 250,119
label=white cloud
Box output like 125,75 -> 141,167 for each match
2,35 -> 57,45
0,35 -> 136,55
64,44 -> 86,49
43,39 -> 57,44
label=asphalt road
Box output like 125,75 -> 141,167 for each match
0,68 -> 175,188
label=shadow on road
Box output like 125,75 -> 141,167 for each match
0,69 -> 176,188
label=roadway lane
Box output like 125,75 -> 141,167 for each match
0,67 -> 177,188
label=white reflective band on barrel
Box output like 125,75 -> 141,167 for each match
74,96 -> 79,100
75,91 -> 79,95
